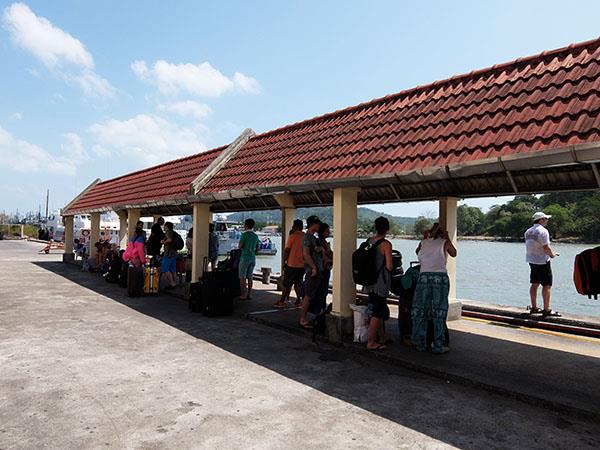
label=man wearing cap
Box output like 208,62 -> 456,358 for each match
524,212 -> 560,317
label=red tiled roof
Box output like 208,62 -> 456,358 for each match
203,37 -> 600,193
66,146 -> 225,213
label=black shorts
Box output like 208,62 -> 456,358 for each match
304,272 -> 322,299
283,266 -> 304,289
368,293 -> 390,320
530,262 -> 553,287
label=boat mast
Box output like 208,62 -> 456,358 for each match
44,189 -> 49,223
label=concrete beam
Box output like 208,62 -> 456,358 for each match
89,212 -> 101,261
329,187 -> 360,342
127,209 -> 141,241
438,197 -> 457,301
273,193 -> 295,209
116,210 -> 128,249
191,203 -> 211,281
63,215 -> 74,263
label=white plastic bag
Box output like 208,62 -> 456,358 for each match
349,304 -> 369,343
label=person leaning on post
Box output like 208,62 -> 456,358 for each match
412,222 -> 457,354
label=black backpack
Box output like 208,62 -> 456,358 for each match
352,238 -> 386,286
172,232 -> 184,251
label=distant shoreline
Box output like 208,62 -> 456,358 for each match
386,235 -> 597,245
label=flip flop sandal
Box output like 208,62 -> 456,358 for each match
368,344 -> 388,351
299,322 -> 313,329
542,309 -> 562,317
527,306 -> 542,314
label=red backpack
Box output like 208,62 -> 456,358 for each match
573,247 -> 600,300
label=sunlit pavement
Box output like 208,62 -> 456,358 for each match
1,240 -> 600,449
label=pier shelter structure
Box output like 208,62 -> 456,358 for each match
62,37 -> 600,339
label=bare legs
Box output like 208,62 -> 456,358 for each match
240,277 -> 253,300
530,283 -> 552,311
367,317 -> 386,349
299,295 -> 311,326
163,271 -> 176,288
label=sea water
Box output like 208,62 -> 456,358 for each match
252,236 -> 600,317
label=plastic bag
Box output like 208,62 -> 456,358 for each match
349,304 -> 369,343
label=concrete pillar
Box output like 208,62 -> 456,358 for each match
117,210 -> 128,248
329,187 -> 359,342
439,197 -> 461,320
63,215 -> 74,262
280,207 -> 296,273
191,203 -> 211,281
127,208 -> 141,240
89,212 -> 101,261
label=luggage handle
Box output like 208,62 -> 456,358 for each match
203,256 -> 209,275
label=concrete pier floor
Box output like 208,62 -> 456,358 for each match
2,240 -> 600,449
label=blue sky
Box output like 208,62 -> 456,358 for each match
2,0 -> 600,217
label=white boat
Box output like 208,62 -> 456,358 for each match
214,221 -> 277,256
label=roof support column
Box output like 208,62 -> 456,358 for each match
274,194 -> 296,277
438,197 -> 461,320
116,210 -> 128,249
62,215 -> 74,263
89,212 -> 101,263
329,187 -> 360,342
127,208 -> 141,241
191,203 -> 211,281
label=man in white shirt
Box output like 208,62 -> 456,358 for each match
524,212 -> 560,317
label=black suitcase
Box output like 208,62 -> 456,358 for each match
127,265 -> 144,297
189,258 -> 234,316
119,263 -> 128,288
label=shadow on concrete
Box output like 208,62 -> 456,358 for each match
34,261 -> 600,441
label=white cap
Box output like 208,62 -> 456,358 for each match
532,212 -> 552,222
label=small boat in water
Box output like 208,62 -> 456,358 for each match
258,236 -> 277,256
214,221 -> 277,256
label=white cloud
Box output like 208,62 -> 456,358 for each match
0,125 -> 78,175
3,3 -> 93,69
88,114 -> 207,165
11,112 -> 23,120
2,3 -> 115,99
132,59 -> 261,97
233,72 -> 261,94
67,69 -> 116,99
157,100 -> 212,120
61,132 -> 87,161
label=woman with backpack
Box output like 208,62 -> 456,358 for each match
412,223 -> 457,354
365,217 -> 393,351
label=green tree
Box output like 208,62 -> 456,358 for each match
543,204 -> 574,238
457,205 -> 485,236
413,217 -> 433,237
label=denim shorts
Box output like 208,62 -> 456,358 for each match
238,259 -> 256,280
161,255 -> 177,273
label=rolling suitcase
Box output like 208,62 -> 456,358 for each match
189,258 -> 234,316
143,266 -> 160,294
127,265 -> 144,297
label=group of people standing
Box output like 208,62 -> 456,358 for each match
259,213 -> 457,354
122,217 -> 180,290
